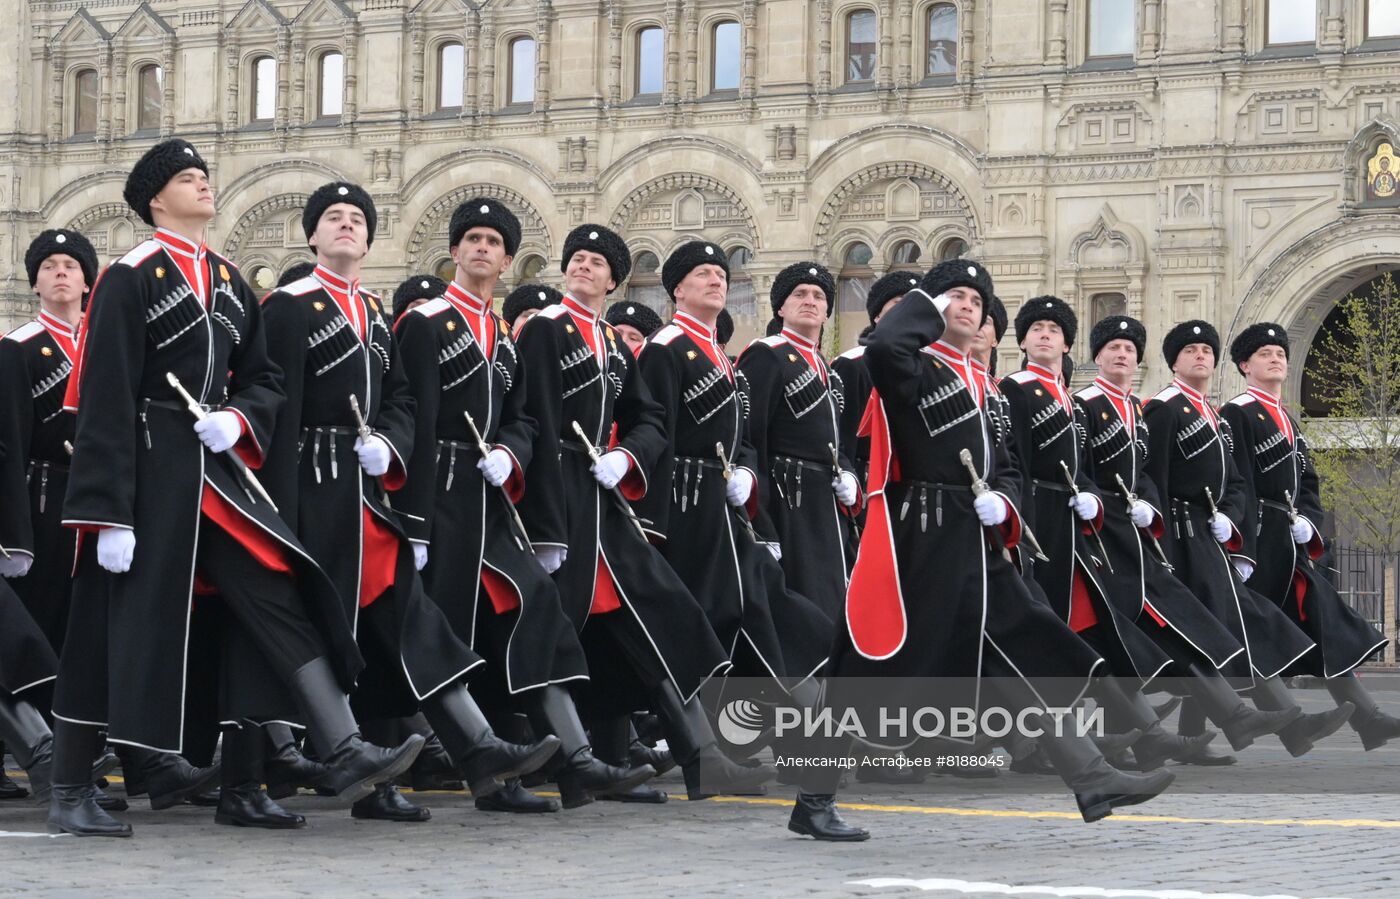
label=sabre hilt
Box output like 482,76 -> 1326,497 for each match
958,448 -> 990,496
349,395 -> 373,443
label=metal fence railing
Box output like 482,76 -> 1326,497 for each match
1328,545 -> 1391,639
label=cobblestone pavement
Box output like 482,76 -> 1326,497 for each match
2,695 -> 1397,898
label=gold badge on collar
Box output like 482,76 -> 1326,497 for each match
218,264 -> 231,282
40,346 -> 53,357
565,324 -> 575,334
788,353 -> 798,363
686,350 -> 698,361
446,320 -> 457,332
313,301 -> 326,312
155,266 -> 165,279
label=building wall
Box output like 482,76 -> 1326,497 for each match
4,0 -> 1400,397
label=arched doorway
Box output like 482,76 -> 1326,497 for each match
1301,267 -> 1400,417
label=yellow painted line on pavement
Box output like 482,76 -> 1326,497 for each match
705,795 -> 1400,829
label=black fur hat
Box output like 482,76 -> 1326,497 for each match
503,283 -> 563,327
303,182 -> 378,247
449,197 -> 522,257
1090,314 -> 1146,361
1162,320 -> 1220,368
25,229 -> 98,289
986,293 -> 1009,342
662,240 -> 728,297
605,300 -> 664,338
123,138 -> 209,226
919,258 -> 994,305
561,224 -> 630,290
1015,295 -> 1078,348
277,261 -> 316,287
393,274 -> 448,321
1230,322 -> 1289,372
770,261 -> 835,317
866,271 -> 921,324
715,308 -> 734,346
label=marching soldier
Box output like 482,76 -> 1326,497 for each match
1222,324 -> 1399,748
634,240 -> 833,707
514,223 -> 770,799
801,260 -> 1173,841
736,263 -> 862,621
51,140 -> 425,836
393,198 -> 654,812
260,182 -> 561,822
1144,322 -> 1325,759
1077,316 -> 1349,762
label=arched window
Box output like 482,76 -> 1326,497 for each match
1369,0 -> 1400,37
636,27 -> 663,96
846,10 -> 877,83
625,251 -> 668,314
318,52 -> 344,119
251,56 -> 277,122
136,64 -> 162,131
1267,0 -> 1317,46
712,21 -> 741,92
508,37 -> 536,106
926,4 -> 957,76
434,257 -> 457,283
837,242 -> 875,313
1090,292 -> 1127,323
889,240 -> 923,272
1088,0 -> 1135,57
726,246 -> 757,316
247,263 -> 278,293
73,68 -> 98,137
938,236 -> 970,261
516,254 -> 547,282
438,43 -> 464,110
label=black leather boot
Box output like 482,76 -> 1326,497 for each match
409,735 -> 464,792
474,778 -> 561,813
423,682 -> 558,798
1183,663 -> 1300,751
1252,676 -> 1354,757
1173,698 -> 1236,766
1034,715 -> 1175,823
92,785 -> 128,812
1153,695 -> 1183,721
116,746 -> 147,796
591,716 -> 667,804
1327,673 -> 1400,750
127,748 -> 221,811
288,658 -> 425,804
1009,746 -> 1057,775
214,720 -> 305,828
653,680 -> 775,800
0,770 -> 27,800
47,722 -> 130,837
1090,728 -> 1142,756
1097,677 -> 1219,770
627,724 -> 674,775
788,793 -> 870,841
352,783 -> 431,822
0,690 -> 52,803
263,723 -> 332,800
525,686 -> 654,809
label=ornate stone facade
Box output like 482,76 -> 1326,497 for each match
4,0 -> 1400,396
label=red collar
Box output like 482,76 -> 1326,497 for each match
930,340 -> 982,403
1028,362 -> 1070,407
674,310 -> 716,341
312,264 -> 358,300
1094,376 -> 1133,402
1246,386 -> 1283,409
930,340 -> 970,366
37,309 -> 78,359
445,280 -> 491,316
1172,378 -> 1209,405
779,327 -> 818,353
154,227 -> 206,260
562,294 -> 600,322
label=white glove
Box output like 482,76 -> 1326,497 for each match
1232,558 -> 1255,581
412,542 -> 429,571
833,471 -> 860,508
0,555 -> 32,579
725,468 -> 754,508
1290,517 -> 1315,545
1069,492 -> 1100,522
766,542 -> 783,561
1129,500 -> 1155,529
536,545 -> 567,574
1210,512 -> 1233,544
478,448 -> 513,488
193,410 -> 242,453
355,434 -> 392,477
97,527 -> 136,574
974,492 -> 1009,527
591,450 -> 630,490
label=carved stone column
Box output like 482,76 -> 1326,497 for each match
958,0 -> 975,85
276,27 -> 291,128
160,36 -> 175,136
606,2 -> 621,106
1141,0 -> 1161,58
1047,0 -> 1068,67
877,0 -> 893,89
740,0 -> 757,99
478,16 -> 496,114
48,52 -> 64,142
816,0 -> 832,94
1321,0 -> 1344,50
1224,0 -> 1245,53
223,42 -> 241,131
97,45 -> 113,142
408,18 -> 425,119
534,0 -> 552,112
663,0 -> 680,105
342,24 -> 359,123
682,0 -> 698,101
896,0 -> 912,88
290,36 -> 306,126
111,49 -> 127,136
464,12 -> 479,118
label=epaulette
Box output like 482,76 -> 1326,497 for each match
116,239 -> 161,267
836,345 -> 866,361
411,297 -> 451,318
1226,393 -> 1257,407
537,304 -> 570,320
649,323 -> 684,346
1,320 -> 44,343
1007,370 -> 1039,384
1150,385 -> 1181,404
756,335 -> 786,348
278,276 -> 322,297
1075,384 -> 1104,401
